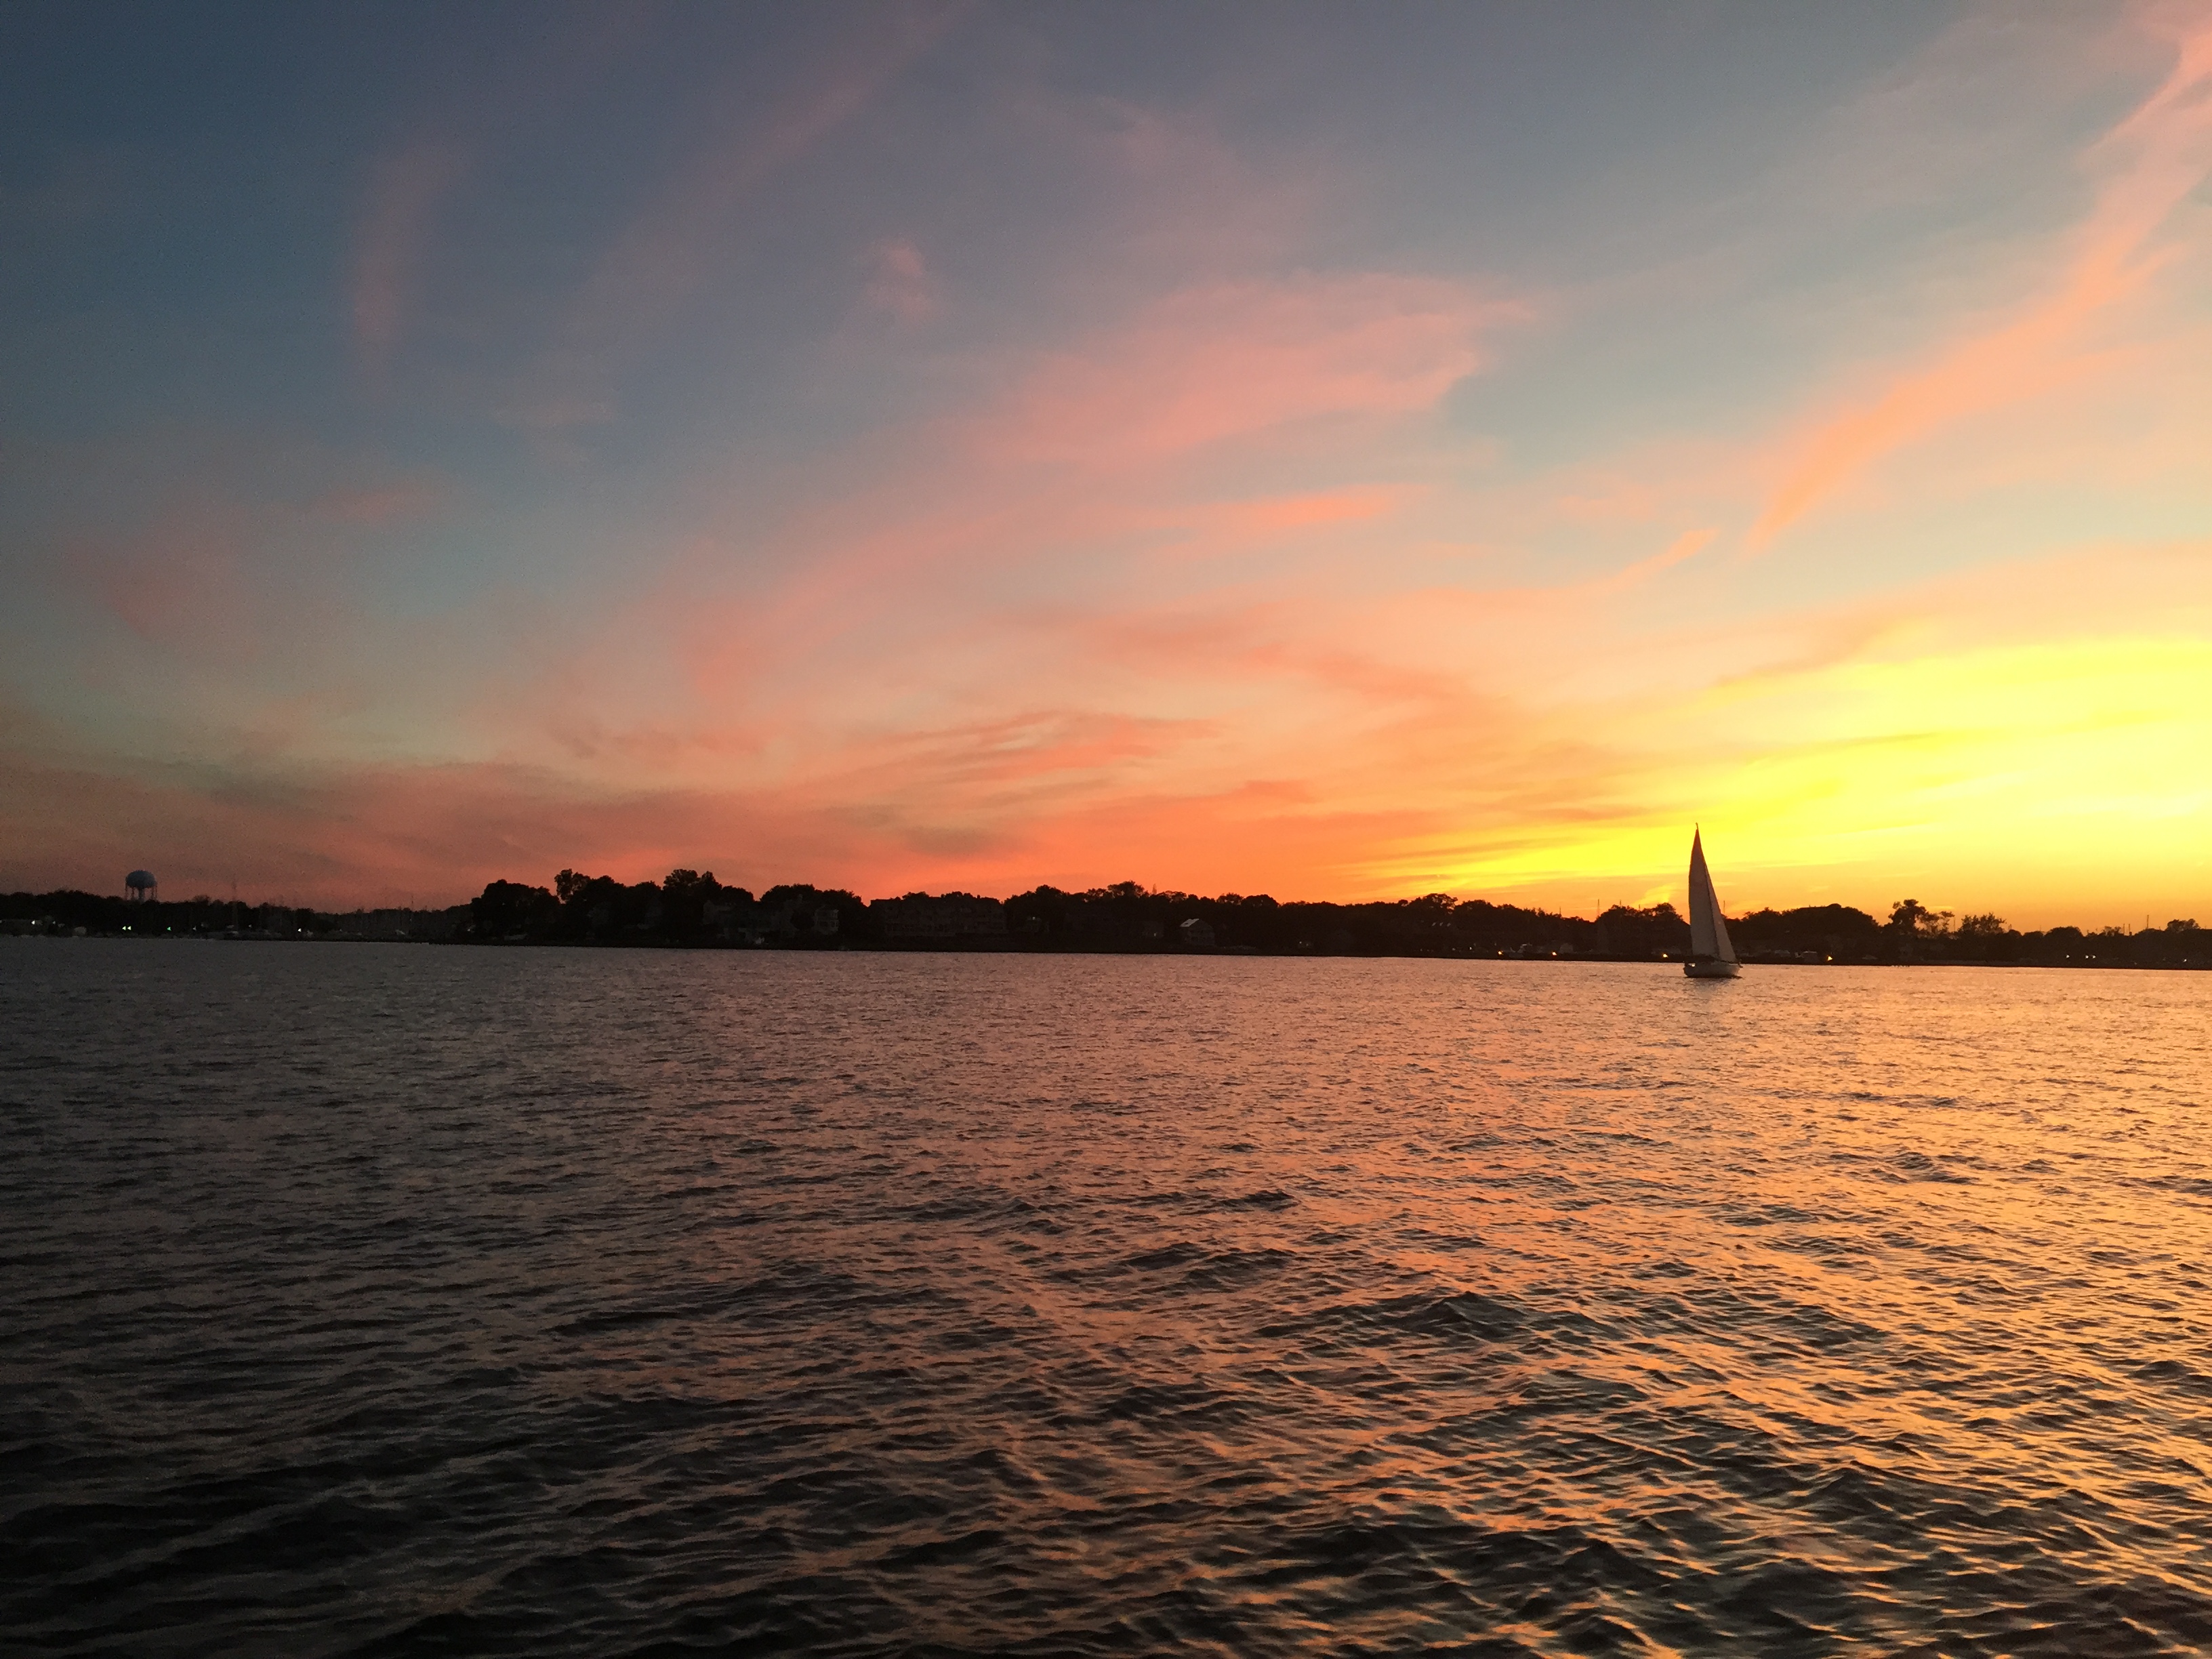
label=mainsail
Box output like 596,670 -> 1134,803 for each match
1687,829 -> 1737,964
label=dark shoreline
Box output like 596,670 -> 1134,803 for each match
9,880 -> 2205,972
7,932 -> 2203,972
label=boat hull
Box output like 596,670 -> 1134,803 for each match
1683,957 -> 1740,979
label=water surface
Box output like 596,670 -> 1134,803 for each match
4,943 -> 2209,1655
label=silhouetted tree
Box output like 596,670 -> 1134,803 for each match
760,884 -> 869,943
471,880 -> 558,940
659,869 -> 722,941
1597,903 -> 1692,958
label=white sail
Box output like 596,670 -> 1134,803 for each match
1687,829 -> 1737,964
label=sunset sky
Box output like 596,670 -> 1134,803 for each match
4,2 -> 2209,924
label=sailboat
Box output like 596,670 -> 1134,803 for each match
1684,828 -> 1741,979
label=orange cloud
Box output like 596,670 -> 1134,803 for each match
987,274 -> 1521,468
618,270 -> 1523,720
16,536 -> 2211,924
1750,16 -> 2212,546
1591,527 -> 1715,594
1200,485 -> 1403,539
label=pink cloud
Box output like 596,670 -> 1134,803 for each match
663,272 -> 1521,667
1214,486 -> 1399,533
984,274 -> 1521,468
49,466 -> 459,693
351,141 -> 470,373
544,4 -> 968,391
310,477 -> 450,525
83,497 -> 258,653
863,237 -> 937,321
1750,15 -> 2212,546
471,268 -> 1518,771
1591,527 -> 1717,594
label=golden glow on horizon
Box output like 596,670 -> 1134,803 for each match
1391,626 -> 2212,928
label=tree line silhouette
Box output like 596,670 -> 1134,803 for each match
7,875 -> 2205,968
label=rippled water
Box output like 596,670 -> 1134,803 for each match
5,942 -> 2211,1656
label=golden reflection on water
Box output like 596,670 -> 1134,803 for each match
5,945 -> 2209,1654
640,956 -> 2212,1651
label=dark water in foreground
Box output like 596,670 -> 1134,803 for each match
4,944 -> 2211,1657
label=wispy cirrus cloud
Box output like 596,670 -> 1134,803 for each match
862,237 -> 937,321
342,5 -> 665,382
1750,13 -> 2212,547
983,274 -> 1524,469
533,1 -> 970,405
350,140 -> 471,376
601,265 -> 1530,722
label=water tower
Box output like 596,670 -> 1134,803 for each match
126,869 -> 157,902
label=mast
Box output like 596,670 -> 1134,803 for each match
1689,830 -> 1716,959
